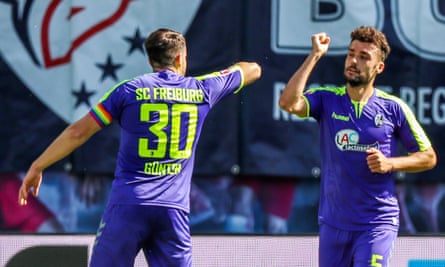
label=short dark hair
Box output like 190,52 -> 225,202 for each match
350,26 -> 391,61
144,28 -> 186,68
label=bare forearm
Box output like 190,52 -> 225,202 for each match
30,129 -> 86,171
30,115 -> 101,172
279,52 -> 322,115
390,148 -> 437,173
279,32 -> 330,116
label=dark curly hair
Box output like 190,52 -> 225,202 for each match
350,26 -> 391,61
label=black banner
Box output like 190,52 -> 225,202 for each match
0,0 -> 444,181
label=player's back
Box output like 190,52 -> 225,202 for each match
93,67 -> 244,212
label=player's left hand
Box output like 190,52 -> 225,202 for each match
366,148 -> 393,174
18,169 -> 43,206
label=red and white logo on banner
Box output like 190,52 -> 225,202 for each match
0,0 -> 201,123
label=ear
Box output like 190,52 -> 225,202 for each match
376,61 -> 385,74
174,54 -> 182,68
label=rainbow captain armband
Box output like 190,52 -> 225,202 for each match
89,103 -> 113,127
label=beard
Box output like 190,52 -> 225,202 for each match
345,66 -> 378,87
345,75 -> 366,87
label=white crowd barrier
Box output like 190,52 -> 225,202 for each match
0,234 -> 444,266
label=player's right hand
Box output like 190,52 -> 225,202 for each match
311,32 -> 330,56
18,169 -> 43,206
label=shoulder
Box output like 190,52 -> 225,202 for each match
375,89 -> 401,102
305,86 -> 346,96
374,89 -> 416,117
100,79 -> 130,98
375,89 -> 409,108
128,73 -> 156,86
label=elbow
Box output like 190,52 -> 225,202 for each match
249,63 -> 262,83
428,149 -> 438,169
66,127 -> 86,143
65,115 -> 101,143
278,98 -> 291,112
254,63 -> 262,80
422,147 -> 438,171
240,62 -> 262,86
65,124 -> 91,143
279,94 -> 302,114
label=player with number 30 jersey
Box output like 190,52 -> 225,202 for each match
90,67 -> 244,213
19,28 -> 261,267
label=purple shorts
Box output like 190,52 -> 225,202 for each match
319,223 -> 397,267
89,204 -> 191,267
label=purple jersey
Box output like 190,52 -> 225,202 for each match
303,86 -> 432,231
89,67 -> 244,213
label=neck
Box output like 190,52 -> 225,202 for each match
347,84 -> 374,102
154,66 -> 178,73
